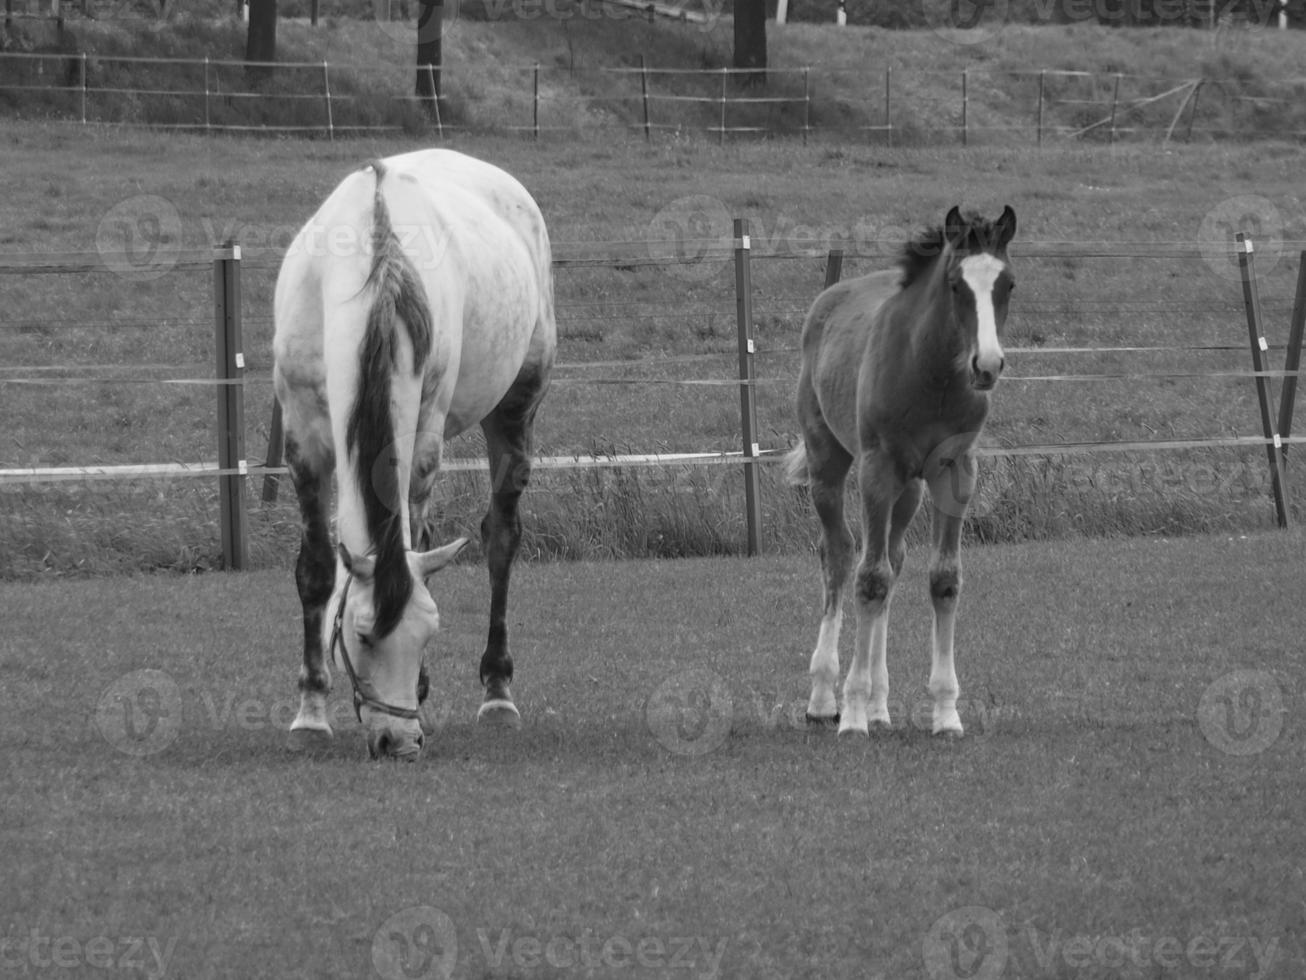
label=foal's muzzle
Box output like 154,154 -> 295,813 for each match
970,353 -> 1005,391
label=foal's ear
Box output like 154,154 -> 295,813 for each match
995,205 -> 1017,249
338,542 -> 376,581
944,205 -> 966,245
416,536 -> 470,578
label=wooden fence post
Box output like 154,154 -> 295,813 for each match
1276,251 -> 1306,470
733,218 -> 762,556
202,56 -> 210,133
214,240 -> 249,568
1235,233 -> 1290,528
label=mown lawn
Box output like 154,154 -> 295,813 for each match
2,531 -> 1302,978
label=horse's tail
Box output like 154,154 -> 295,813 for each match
344,159 -> 434,638
782,442 -> 809,487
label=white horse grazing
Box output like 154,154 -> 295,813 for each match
273,150 -> 556,760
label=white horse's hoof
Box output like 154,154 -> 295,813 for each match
477,699 -> 522,729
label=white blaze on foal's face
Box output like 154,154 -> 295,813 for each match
958,252 -> 1011,390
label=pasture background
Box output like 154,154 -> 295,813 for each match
2,123 -> 1305,576
2,532 -> 1303,977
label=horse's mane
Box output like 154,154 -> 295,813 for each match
344,160 -> 433,638
897,211 -> 1002,289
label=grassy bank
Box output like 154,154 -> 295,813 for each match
4,8 -> 1306,141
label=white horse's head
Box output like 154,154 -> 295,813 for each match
331,538 -> 468,760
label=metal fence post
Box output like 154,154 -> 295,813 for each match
733,218 -> 762,556
214,240 -> 249,568
1235,233 -> 1289,528
1276,251 -> 1306,470
640,54 -> 651,142
321,60 -> 334,140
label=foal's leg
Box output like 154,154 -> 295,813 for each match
804,441 -> 854,726
286,435 -> 337,739
476,376 -> 546,727
841,453 -> 906,736
925,453 -> 977,737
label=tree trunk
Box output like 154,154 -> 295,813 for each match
415,0 -> 443,115
733,0 -> 767,87
245,0 -> 277,84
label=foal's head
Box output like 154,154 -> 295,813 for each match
903,205 -> 1017,392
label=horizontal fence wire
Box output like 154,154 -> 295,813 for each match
1,51 -> 1303,141
1,240 -> 1303,485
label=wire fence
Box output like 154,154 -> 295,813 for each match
3,48 -> 1305,142
1,235 -> 1305,568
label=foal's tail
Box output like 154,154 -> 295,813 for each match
782,443 -> 809,487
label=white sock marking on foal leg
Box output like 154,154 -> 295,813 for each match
807,609 -> 842,719
930,609 -> 963,735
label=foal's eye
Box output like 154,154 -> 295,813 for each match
357,632 -> 375,649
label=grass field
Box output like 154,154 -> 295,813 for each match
2,120 -> 1304,575
2,531 -> 1302,978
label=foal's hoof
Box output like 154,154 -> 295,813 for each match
868,720 -> 893,737
477,699 -> 522,729
287,726 -> 333,753
933,727 -> 965,741
805,712 -> 841,730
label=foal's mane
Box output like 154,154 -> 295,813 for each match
896,211 -> 1004,290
